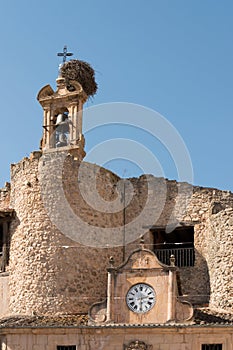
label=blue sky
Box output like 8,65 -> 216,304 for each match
0,1 -> 233,192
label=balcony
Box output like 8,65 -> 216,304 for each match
154,243 -> 195,267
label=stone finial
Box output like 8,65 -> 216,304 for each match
170,254 -> 175,266
109,256 -> 115,267
140,235 -> 145,249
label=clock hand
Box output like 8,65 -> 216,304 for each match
139,298 -> 143,311
140,295 -> 148,300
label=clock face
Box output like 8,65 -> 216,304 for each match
126,283 -> 156,313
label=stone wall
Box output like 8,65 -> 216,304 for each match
0,184 -> 10,211
7,149 -> 233,316
186,187 -> 233,311
1,326 -> 232,350
207,207 -> 233,310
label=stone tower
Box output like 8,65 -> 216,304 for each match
7,56 -> 125,316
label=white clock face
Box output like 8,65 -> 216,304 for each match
126,283 -> 156,313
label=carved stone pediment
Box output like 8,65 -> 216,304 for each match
37,84 -> 54,101
124,340 -> 152,350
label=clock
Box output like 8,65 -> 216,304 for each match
126,283 -> 156,313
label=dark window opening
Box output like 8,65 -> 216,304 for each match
202,344 -> 222,350
152,226 -> 195,267
57,346 -> 76,350
0,221 -> 10,272
0,224 -> 3,254
0,337 -> 6,350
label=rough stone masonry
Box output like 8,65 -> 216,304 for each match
0,149 -> 231,317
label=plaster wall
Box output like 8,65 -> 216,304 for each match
1,326 -> 232,350
0,275 -> 9,317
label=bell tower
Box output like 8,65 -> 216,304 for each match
37,46 -> 97,160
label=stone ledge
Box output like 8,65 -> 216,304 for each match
0,308 -> 232,329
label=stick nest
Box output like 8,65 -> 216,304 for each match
60,59 -> 98,97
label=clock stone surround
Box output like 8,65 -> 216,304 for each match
89,247 -> 193,324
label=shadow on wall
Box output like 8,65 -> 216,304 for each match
178,249 -> 210,306
8,214 -> 20,268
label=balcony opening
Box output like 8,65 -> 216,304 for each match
0,224 -> 3,255
152,226 -> 195,267
0,220 -> 11,273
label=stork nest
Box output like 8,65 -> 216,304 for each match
60,59 -> 98,97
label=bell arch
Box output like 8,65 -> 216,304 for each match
37,75 -> 87,159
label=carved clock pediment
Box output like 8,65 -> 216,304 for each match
89,246 -> 193,325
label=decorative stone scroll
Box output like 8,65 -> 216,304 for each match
124,340 -> 152,350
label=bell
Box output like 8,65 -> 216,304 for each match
56,113 -> 70,133
56,113 -> 66,125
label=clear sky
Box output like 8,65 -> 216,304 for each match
0,0 -> 233,192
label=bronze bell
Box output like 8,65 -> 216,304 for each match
55,113 -> 70,133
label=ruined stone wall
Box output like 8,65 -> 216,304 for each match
181,186 -> 233,311
124,179 -> 233,310
206,206 -> 233,310
7,150 -> 233,316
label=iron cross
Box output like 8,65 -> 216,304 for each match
57,45 -> 73,63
